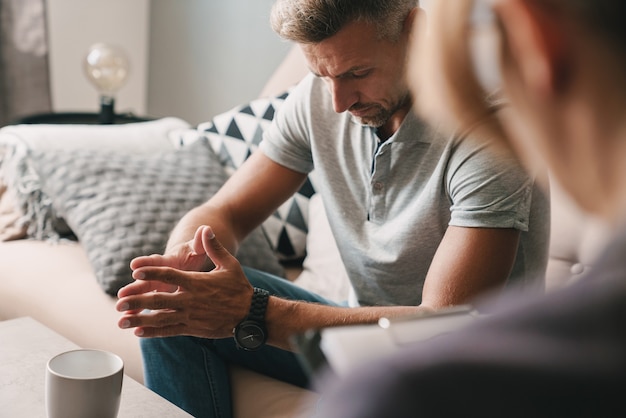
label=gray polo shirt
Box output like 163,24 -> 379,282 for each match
260,74 -> 549,306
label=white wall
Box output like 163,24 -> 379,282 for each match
147,0 -> 292,125
46,0 -> 149,115
46,1 -> 430,125
420,0 -> 433,11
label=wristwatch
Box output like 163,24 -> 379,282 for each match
233,287 -> 270,351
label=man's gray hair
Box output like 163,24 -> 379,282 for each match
270,0 -> 419,43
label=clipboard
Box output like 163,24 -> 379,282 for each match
291,305 -> 481,379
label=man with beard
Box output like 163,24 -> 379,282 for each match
116,1 -> 549,417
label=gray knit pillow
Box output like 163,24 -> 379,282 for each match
30,139 -> 284,295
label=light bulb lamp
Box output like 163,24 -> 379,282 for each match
83,43 -> 130,124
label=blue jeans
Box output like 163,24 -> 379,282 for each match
140,267 -> 340,418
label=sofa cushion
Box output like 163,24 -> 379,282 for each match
0,181 -> 26,241
27,138 -> 284,295
193,92 -> 315,262
546,179 -> 611,290
230,365 -> 319,418
0,117 -> 192,240
293,194 -> 352,302
0,239 -> 145,382
0,117 -> 188,153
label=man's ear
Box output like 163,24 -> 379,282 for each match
404,6 -> 424,39
494,0 -> 571,97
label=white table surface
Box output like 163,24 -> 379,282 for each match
0,316 -> 192,417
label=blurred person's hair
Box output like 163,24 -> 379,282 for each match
410,1 -> 483,131
270,0 -> 419,43
411,0 -> 626,182
545,0 -> 626,52
409,1 -> 514,164
411,0 -> 626,137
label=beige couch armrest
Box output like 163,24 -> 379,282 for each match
259,45 -> 309,99
546,179 -> 611,290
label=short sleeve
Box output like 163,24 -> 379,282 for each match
259,75 -> 317,174
446,136 -> 534,231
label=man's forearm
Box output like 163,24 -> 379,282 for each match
265,297 -> 425,350
165,203 -> 240,255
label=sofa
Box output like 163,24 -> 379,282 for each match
0,46 -> 611,418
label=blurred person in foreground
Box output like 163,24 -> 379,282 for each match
309,0 -> 626,416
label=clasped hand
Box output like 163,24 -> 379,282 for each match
116,225 -> 253,339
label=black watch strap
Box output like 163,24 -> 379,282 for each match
248,287 -> 270,322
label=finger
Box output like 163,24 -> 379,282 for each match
118,310 -> 186,336
116,306 -> 144,316
118,306 -> 206,337
202,226 -> 237,270
120,313 -> 221,339
132,266 -> 194,289
117,289 -> 183,313
130,254 -> 170,270
190,225 -> 208,255
117,279 -> 157,298
117,279 -> 176,316
133,325 -> 189,338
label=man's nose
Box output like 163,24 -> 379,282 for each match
328,79 -> 358,113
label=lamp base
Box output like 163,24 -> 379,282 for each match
11,112 -> 151,125
99,96 -> 115,124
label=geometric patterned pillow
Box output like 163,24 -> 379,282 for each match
29,138 -> 285,295
195,91 -> 316,261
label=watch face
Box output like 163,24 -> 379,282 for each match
234,321 -> 267,351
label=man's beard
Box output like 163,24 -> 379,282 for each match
350,94 -> 411,128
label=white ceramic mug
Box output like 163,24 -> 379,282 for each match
45,349 -> 124,418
